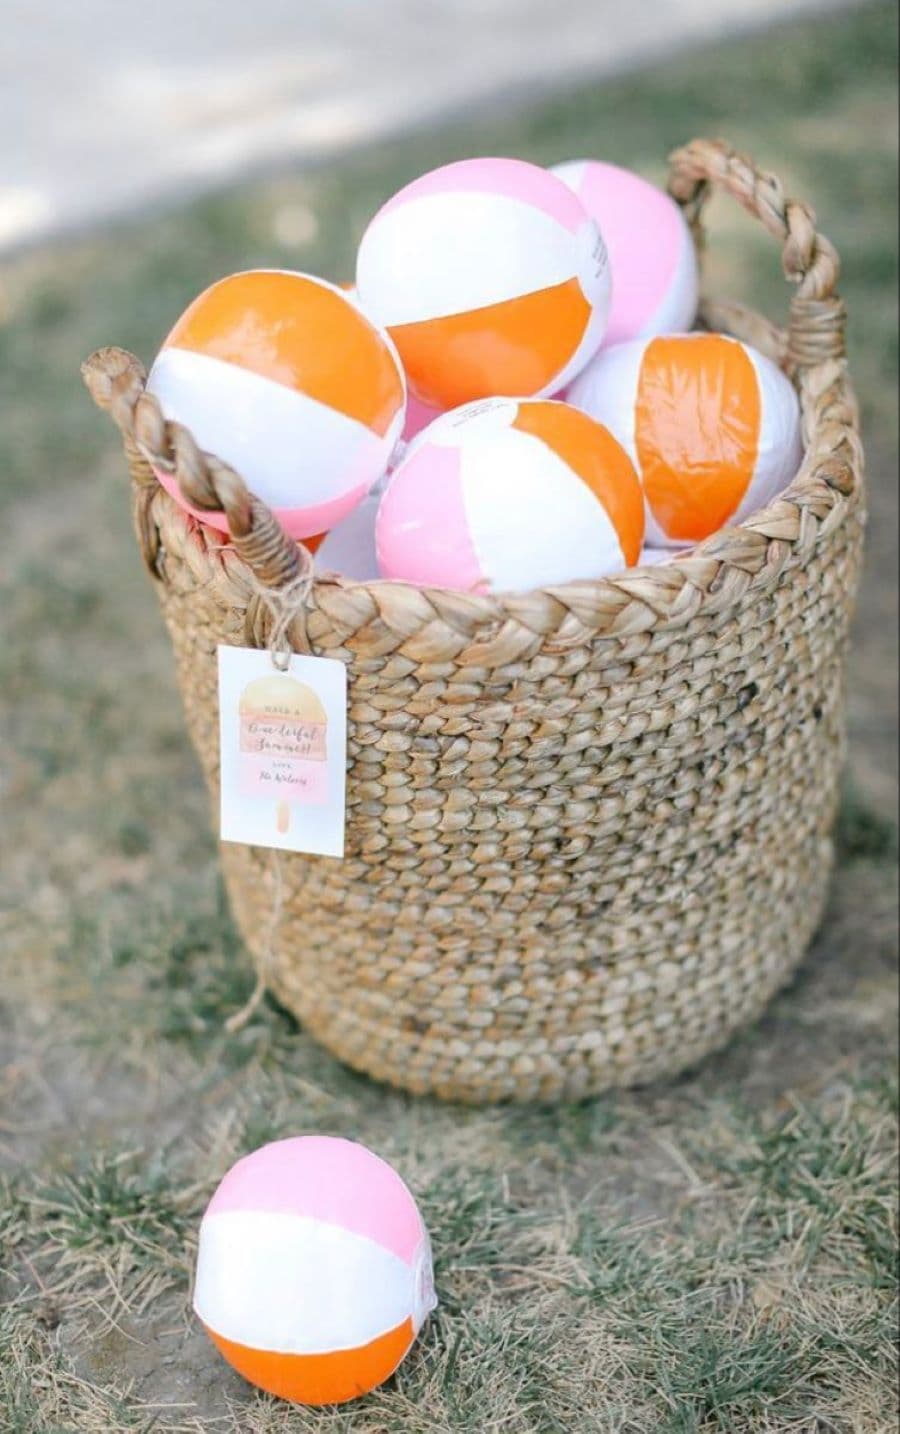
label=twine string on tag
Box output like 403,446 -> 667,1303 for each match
225,543 -> 314,1033
258,568 -> 316,672
225,845 -> 286,1033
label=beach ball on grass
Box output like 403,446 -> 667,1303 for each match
376,397 -> 644,592
194,1136 -> 436,1406
356,158 -> 611,410
568,333 -> 803,548
147,271 -> 406,539
551,160 -> 699,344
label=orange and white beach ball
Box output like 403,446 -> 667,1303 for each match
194,1136 -> 436,1407
147,271 -> 406,539
376,397 -> 644,592
356,158 -> 611,410
567,334 -> 803,548
550,160 -> 698,345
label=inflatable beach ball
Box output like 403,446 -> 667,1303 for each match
568,334 -> 803,548
402,390 -> 444,445
639,546 -> 679,567
194,1137 -> 436,1406
147,271 -> 406,539
551,160 -> 699,345
376,398 -> 644,592
356,158 -> 611,410
316,488 -> 381,581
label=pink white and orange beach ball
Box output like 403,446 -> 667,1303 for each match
194,1136 -> 436,1406
356,157 -> 612,410
146,270 -> 406,540
376,397 -> 644,592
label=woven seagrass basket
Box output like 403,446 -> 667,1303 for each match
84,139 -> 864,1104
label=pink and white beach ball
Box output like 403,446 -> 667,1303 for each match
550,160 -> 699,345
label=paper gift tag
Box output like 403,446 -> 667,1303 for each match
218,646 -> 347,857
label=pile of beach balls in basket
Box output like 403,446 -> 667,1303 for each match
148,156 -> 803,592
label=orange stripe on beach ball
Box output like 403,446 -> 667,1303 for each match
567,333 -> 802,548
391,278 -> 592,410
164,270 -> 404,437
204,1318 -> 415,1407
636,335 -> 761,542
513,401 -> 644,566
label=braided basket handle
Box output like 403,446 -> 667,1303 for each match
82,346 -> 304,591
667,138 -> 846,373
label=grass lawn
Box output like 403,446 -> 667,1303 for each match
1,2 -> 897,1429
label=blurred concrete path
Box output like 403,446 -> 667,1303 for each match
3,0 -> 851,250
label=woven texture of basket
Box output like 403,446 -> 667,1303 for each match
84,139 -> 865,1104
